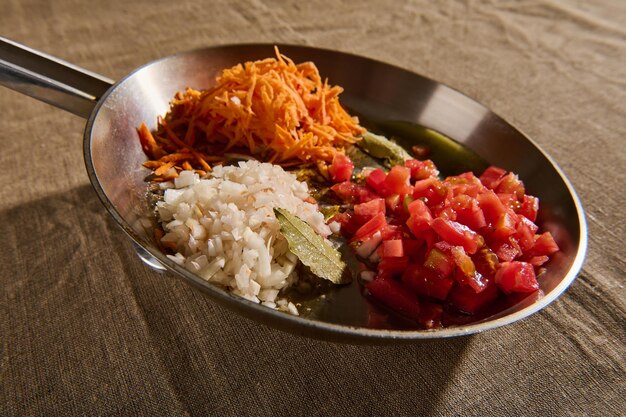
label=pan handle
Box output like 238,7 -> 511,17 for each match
0,37 -> 115,119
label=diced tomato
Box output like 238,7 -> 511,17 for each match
385,194 -> 401,212
331,181 -> 379,204
437,206 -> 457,221
450,246 -> 475,277
448,193 -> 471,211
431,218 -> 483,254
413,178 -> 448,206
497,193 -> 517,209
378,256 -> 410,276
405,159 -> 439,180
411,145 -> 431,159
342,157 -> 558,328
402,263 -> 454,301
406,198 -> 431,218
331,181 -> 359,203
454,269 -> 491,294
477,190 -> 507,225
495,261 -> 538,294
518,195 -> 539,222
447,172 -> 483,197
405,217 -> 427,239
455,203 -> 487,231
493,211 -> 517,240
526,255 -> 549,267
330,211 -> 358,237
366,168 -> 388,194
402,239 -> 425,262
516,216 -> 538,251
449,281 -> 499,314
328,154 -> 354,183
354,198 -> 385,225
366,277 -> 421,322
424,247 -> 455,278
358,186 -> 382,203
405,199 -> 433,237
448,246 -> 489,293
491,237 -> 522,262
382,239 -> 404,258
527,232 -> 559,257
479,166 -> 507,189
353,212 -> 387,242
380,224 -> 403,241
384,166 -> 412,195
473,248 -> 499,277
495,173 -> 525,199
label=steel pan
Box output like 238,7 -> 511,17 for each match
0,38 -> 587,342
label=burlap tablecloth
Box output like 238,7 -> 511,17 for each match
1,0 -> 624,415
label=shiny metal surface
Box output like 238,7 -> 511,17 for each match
0,37 -> 113,117
0,41 -> 587,342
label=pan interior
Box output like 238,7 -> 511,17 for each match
84,45 -> 585,341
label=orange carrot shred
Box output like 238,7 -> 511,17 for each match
139,47 -> 364,179
154,161 -> 175,177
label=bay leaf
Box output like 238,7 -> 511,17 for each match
274,208 -> 351,285
357,131 -> 412,167
346,145 -> 385,173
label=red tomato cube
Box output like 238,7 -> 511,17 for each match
477,190 -> 507,225
366,168 -> 387,194
495,173 -> 525,199
449,281 -> 499,314
380,224 -> 403,240
473,247 -> 500,277
384,166 -> 412,196
455,205 -> 487,231
494,261 -> 539,294
353,212 -> 387,241
331,181 -> 379,204
516,216 -> 538,251
328,154 -> 354,183
526,255 -> 549,267
385,194 -> 401,212
491,237 -> 522,262
424,247 -> 455,278
431,217 -> 482,254
493,211 -> 517,240
528,232 -> 559,257
354,198 -> 386,225
383,239 -> 404,258
378,256 -> 410,275
413,178 -> 448,206
366,276 -> 421,322
405,159 -> 439,180
450,246 -> 476,277
402,264 -> 454,301
479,166 -> 507,189
331,181 -> 358,203
402,239 -> 425,261
518,195 -> 539,222
329,211 -> 357,237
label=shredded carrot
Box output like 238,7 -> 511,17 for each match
154,161 -> 175,177
139,47 -> 364,178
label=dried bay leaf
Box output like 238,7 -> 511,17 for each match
274,208 -> 351,285
357,131 -> 412,167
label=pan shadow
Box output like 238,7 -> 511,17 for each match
1,184 -> 473,415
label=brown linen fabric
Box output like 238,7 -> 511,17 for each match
1,0 -> 624,415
